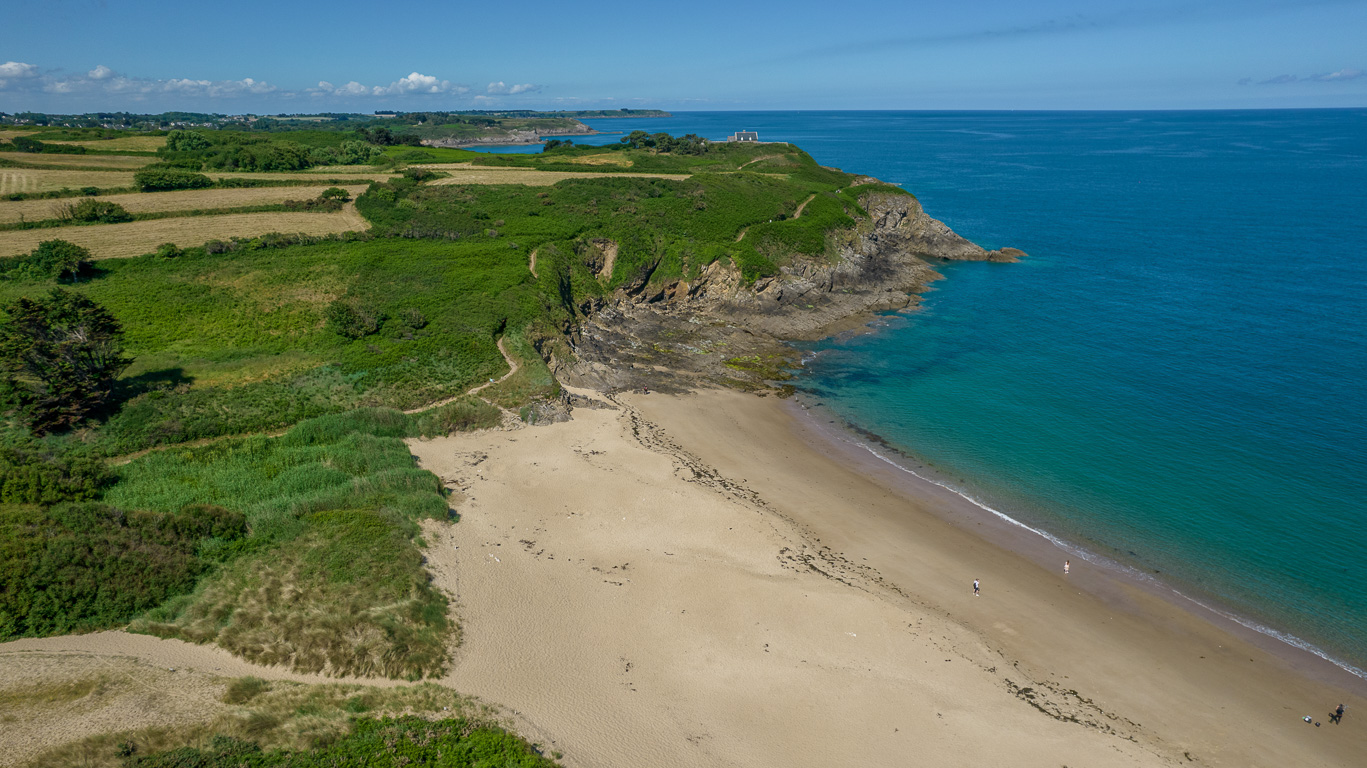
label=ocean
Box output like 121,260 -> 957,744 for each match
491,110 -> 1367,678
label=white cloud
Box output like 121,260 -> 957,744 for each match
0,64 -> 555,106
487,81 -> 540,95
1310,68 -> 1362,82
374,72 -> 466,96
0,61 -> 38,79
1247,68 -> 1364,86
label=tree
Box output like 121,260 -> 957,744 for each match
164,130 -> 211,152
0,289 -> 131,433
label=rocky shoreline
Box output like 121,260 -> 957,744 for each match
422,121 -> 600,149
559,186 -> 1025,394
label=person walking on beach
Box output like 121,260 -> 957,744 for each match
1332,704 -> 1345,724
973,579 -> 980,597
1065,560 -> 1070,575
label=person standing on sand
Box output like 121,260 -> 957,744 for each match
973,579 -> 980,597
1332,704 -> 1345,724
1065,560 -> 1070,575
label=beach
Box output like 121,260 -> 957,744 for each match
4,385 -> 1364,766
407,387 -> 1366,767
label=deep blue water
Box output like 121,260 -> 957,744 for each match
504,111 -> 1367,675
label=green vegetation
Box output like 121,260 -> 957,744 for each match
134,167 -> 213,191
0,239 -> 93,280
20,676 -> 549,768
105,408 -> 452,677
0,502 -> 245,639
55,198 -> 133,223
0,288 -> 130,433
121,717 -> 558,768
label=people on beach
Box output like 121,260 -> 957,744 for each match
1065,560 -> 1070,575
973,579 -> 980,597
1332,704 -> 1345,724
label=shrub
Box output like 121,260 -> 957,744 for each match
320,186 -> 351,202
324,298 -> 383,339
154,243 -> 182,259
400,307 -> 427,330
0,239 -> 92,281
0,444 -> 113,505
134,167 -> 213,192
55,198 -> 133,223
0,502 -> 243,640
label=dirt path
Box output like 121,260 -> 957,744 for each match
528,247 -> 539,278
734,226 -> 748,242
793,193 -> 817,218
737,154 -> 780,170
404,336 -> 519,415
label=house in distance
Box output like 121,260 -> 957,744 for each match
727,130 -> 759,142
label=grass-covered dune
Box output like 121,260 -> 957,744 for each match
1,405 -> 499,677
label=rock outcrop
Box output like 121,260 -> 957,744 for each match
558,189 -> 1025,393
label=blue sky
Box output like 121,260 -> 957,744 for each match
2,0 -> 1364,112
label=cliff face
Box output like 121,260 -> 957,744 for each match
610,190 -> 1024,340
559,189 -> 1024,393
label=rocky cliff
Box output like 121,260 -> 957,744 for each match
559,188 -> 1024,393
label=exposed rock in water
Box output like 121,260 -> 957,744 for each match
557,188 -> 1025,395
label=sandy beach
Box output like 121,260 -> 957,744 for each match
408,388 -> 1366,767
4,387 -> 1363,766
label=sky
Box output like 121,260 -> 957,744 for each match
1,0 -> 1364,113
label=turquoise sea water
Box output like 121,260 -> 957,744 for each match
521,111 -> 1367,675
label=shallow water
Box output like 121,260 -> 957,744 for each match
550,110 -> 1367,675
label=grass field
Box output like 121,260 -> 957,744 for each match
424,167 -> 690,186
0,168 -> 137,194
47,135 -> 167,152
0,153 -> 155,170
568,154 -> 635,166
0,184 -> 371,224
0,205 -> 368,258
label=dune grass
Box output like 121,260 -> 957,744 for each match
110,408 -> 455,678
19,675 -> 553,768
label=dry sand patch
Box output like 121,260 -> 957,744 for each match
408,400 -> 1163,768
0,205 -> 368,259
0,184 -> 370,225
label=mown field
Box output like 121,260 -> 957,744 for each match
0,168 -> 137,194
425,166 -> 691,186
47,135 -> 168,152
0,205 -> 369,258
0,184 -> 371,224
0,153 -> 155,169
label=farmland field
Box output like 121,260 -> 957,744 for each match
47,135 -> 167,152
0,153 -> 155,169
422,166 -> 691,186
209,170 -> 399,183
0,204 -> 369,258
0,168 -> 136,194
0,184 -> 371,224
